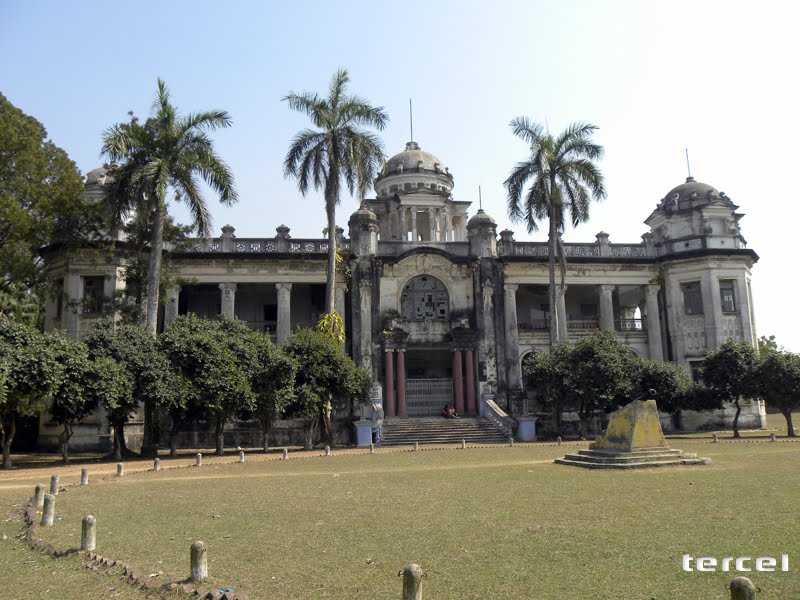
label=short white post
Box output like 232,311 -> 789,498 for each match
414,441 -> 419,452
33,484 -> 45,509
556,436 -> 562,446
325,445 -> 332,457
461,439 -> 466,450
730,576 -> 757,599
401,563 -> 423,600
154,457 -> 161,472
282,448 -> 288,460
712,433 -> 719,443
195,453 -> 202,467
80,468 -> 89,486
41,494 -> 55,526
239,450 -> 245,463
370,443 -> 375,454
116,463 -> 124,477
81,515 -> 96,551
770,432 -> 777,442
509,435 -> 514,447
190,541 -> 208,583
49,474 -> 59,496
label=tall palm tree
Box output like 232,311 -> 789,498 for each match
284,69 -> 387,316
504,119 -> 606,345
102,79 -> 237,336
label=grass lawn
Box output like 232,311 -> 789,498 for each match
2,440 -> 796,600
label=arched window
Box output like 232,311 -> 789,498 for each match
401,275 -> 449,321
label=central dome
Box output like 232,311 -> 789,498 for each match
663,176 -> 720,204
382,141 -> 449,177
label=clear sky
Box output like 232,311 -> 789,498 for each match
2,0 -> 798,350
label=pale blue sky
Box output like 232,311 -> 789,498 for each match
2,0 -> 798,349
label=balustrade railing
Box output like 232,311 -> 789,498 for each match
182,238 -> 349,254
615,318 -> 647,332
501,241 -> 653,259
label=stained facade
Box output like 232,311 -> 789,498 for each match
39,140 -> 765,448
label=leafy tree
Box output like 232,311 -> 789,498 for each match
522,346 -> 571,435
504,120 -> 606,345
0,93 -> 98,321
85,319 -> 178,458
101,80 -> 237,337
702,339 -> 759,438
0,316 -> 61,468
49,334 -> 132,462
757,350 -> 800,437
566,331 -> 635,436
249,333 -> 296,452
283,328 -> 370,449
631,358 -> 692,414
160,315 -> 254,456
283,68 -> 387,316
758,335 -> 780,356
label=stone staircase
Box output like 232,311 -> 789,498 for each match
381,417 -> 509,446
554,447 -> 708,469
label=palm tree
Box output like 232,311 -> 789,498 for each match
284,69 -> 387,316
102,79 -> 237,336
504,119 -> 606,345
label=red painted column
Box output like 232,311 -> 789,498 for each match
452,349 -> 465,414
396,349 -> 407,417
464,348 -> 476,415
384,349 -> 396,417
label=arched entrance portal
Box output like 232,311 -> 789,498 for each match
405,348 -> 453,416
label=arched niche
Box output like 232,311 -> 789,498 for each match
400,275 -> 449,321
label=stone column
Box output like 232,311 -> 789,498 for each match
384,349 -> 396,417
736,277 -> 756,346
556,288 -> 568,344
702,272 -> 723,349
218,283 -> 237,319
645,284 -> 664,361
276,283 -> 292,343
428,208 -> 436,241
599,284 -> 615,331
63,272 -> 81,338
334,283 -> 347,328
411,209 -> 418,242
443,209 -> 450,241
503,284 -> 522,389
399,208 -> 406,241
452,349 -> 465,414
464,348 -> 476,415
164,285 -> 181,329
357,279 -> 373,375
396,349 -> 407,417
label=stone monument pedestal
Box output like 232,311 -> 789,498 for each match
555,399 -> 709,469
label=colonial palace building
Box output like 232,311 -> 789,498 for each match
39,140 -> 764,449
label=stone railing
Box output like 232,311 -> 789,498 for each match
377,240 -> 470,257
480,396 -> 515,436
182,238 -> 349,255
499,241 -> 654,259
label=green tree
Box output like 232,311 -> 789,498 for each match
249,333 -> 296,452
702,339 -> 759,438
504,120 -> 606,344
566,331 -> 636,436
283,68 -> 387,317
0,93 -> 97,322
631,358 -> 692,414
50,334 -> 132,462
283,328 -> 370,449
758,334 -> 780,356
160,315 -> 254,456
101,79 -> 237,337
85,319 -> 178,458
522,346 -> 571,435
757,350 -> 800,437
0,316 -> 61,468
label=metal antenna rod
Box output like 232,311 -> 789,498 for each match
478,185 -> 482,210
409,99 -> 413,142
685,147 -> 692,178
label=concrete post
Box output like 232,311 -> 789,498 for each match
414,441 -> 419,452
154,458 -> 161,471
645,284 -> 664,361
33,484 -> 44,509
401,563 -> 423,600
195,453 -> 202,467
49,475 -> 59,496
239,450 -> 245,463
396,349 -> 407,417
503,284 -> 522,389
41,494 -> 55,526
461,439 -> 466,449
81,515 -> 96,551
730,576 -> 756,600
190,541 -> 208,583
325,445 -> 332,457
164,285 -> 181,329
80,468 -> 89,486
599,284 -> 615,331
219,283 -> 237,320
116,463 -> 124,477
282,448 -> 288,460
276,283 -> 292,343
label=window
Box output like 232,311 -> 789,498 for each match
404,183 -> 412,191
580,303 -> 598,318
82,276 -> 105,314
719,280 -> 737,313
400,275 -> 449,321
681,281 -> 703,315
688,360 -> 704,383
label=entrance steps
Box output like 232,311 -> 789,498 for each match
381,417 -> 508,446
554,447 -> 708,469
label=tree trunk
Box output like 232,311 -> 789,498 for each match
303,418 -> 317,451
260,421 -> 271,453
141,202 -> 165,458
783,409 -> 796,437
169,415 -> 180,457
1,414 -> 15,469
113,422 -> 126,461
215,417 -> 225,456
61,424 -> 72,464
324,191 -> 337,315
732,398 -> 742,438
547,212 -> 559,346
